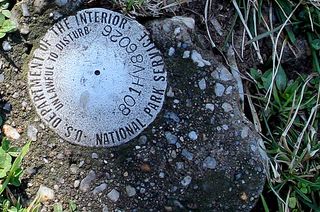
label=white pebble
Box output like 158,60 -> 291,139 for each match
181,176 -> 192,186
203,156 -> 217,169
107,189 -> 120,202
205,103 -> 214,111
215,83 -> 225,97
191,50 -> 211,67
222,102 -> 233,112
183,51 -> 190,58
93,183 -> 107,195
198,78 -> 206,90
91,153 -> 98,159
2,41 -> 11,51
125,185 -> 136,197
188,131 -> 198,141
168,47 -> 175,56
74,180 -> 80,188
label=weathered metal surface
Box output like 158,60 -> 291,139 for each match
28,8 -> 167,147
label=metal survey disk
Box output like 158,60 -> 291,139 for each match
28,8 -> 167,147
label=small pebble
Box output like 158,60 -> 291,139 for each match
191,50 -> 211,67
107,189 -> 120,202
159,172 -> 165,178
203,156 -> 217,169
181,176 -> 192,186
138,135 -> 147,144
79,170 -> 96,192
215,83 -> 225,97
222,102 -> 233,112
125,185 -> 136,197
74,180 -> 80,188
205,103 -> 214,111
198,78 -> 206,90
3,124 -> 20,140
164,111 -> 180,123
181,149 -> 193,160
140,163 -> 151,172
241,127 -> 249,138
27,124 -> 38,141
188,131 -> 198,141
168,47 -> 175,56
176,162 -> 184,170
70,164 -> 79,174
91,153 -> 98,159
93,183 -> 107,195
165,132 -> 177,145
2,41 -> 11,51
182,51 -> 190,58
21,3 -> 30,17
37,185 -> 54,202
20,23 -> 30,35
0,73 -> 4,82
166,87 -> 174,97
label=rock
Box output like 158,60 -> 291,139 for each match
145,16 -> 266,211
202,156 -> 217,169
215,83 -> 225,97
21,3 -> 30,17
191,50 -> 211,67
198,78 -> 206,90
27,124 -> 38,141
140,163 -> 151,172
138,135 -> 147,144
79,170 -> 96,192
182,50 -> 190,58
164,111 -> 180,123
181,149 -> 193,160
166,87 -> 174,97
180,176 -> 192,186
20,23 -> 30,35
107,189 -> 120,202
12,12 -> 266,211
222,102 -> 233,113
93,183 -> 107,195
74,180 -> 80,188
3,125 -> 20,140
125,185 -> 136,197
2,41 -> 11,51
165,131 -> 177,144
70,164 -> 79,174
37,185 -> 54,202
0,73 -> 4,83
91,153 -> 98,159
33,0 -> 47,13
205,103 -> 214,111
171,16 -> 195,29
168,47 -> 175,56
188,131 -> 198,141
